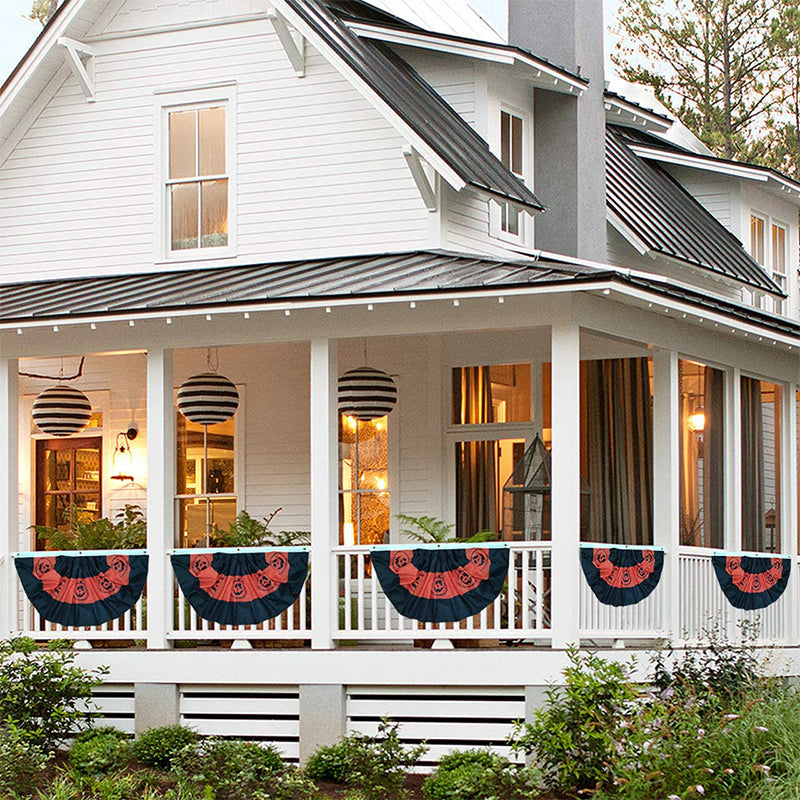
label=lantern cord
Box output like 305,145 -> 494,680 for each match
19,357 -> 86,381
363,339 -> 368,365
206,348 -> 219,373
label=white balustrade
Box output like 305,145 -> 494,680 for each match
334,543 -> 551,641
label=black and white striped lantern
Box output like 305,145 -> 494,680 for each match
32,386 -> 93,437
177,373 -> 239,426
338,367 -> 398,422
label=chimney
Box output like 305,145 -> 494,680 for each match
508,0 -> 607,262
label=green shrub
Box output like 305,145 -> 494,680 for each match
423,752 -> 539,800
69,727 -> 131,776
33,504 -> 146,550
251,768 -> 323,800
0,724 -> 51,797
132,724 -> 198,769
172,737 -> 283,798
0,637 -> 107,751
510,646 -> 638,795
304,719 -> 427,800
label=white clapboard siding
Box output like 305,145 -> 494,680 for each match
180,686 -> 301,761
347,687 -> 526,768
0,17 -> 432,284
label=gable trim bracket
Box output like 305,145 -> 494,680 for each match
58,37 -> 97,102
403,147 -> 437,212
268,12 -> 306,78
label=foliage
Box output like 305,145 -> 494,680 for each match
69,727 -> 131,776
29,0 -> 58,27
33,504 -> 147,551
304,719 -> 427,800
612,0 -> 785,162
422,750 -> 539,800
210,509 -> 310,548
510,647 -> 639,795
171,737 -> 283,799
251,768 -> 323,800
0,724 -> 51,798
132,725 -> 199,770
0,637 -> 106,751
397,514 -> 496,544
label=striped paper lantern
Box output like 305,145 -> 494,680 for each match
338,367 -> 398,421
177,373 -> 239,426
32,386 -> 92,437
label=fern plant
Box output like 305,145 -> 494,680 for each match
33,504 -> 146,550
397,514 -> 497,544
210,509 -> 310,548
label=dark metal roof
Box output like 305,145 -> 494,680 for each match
0,252 -> 603,323
280,0 -> 544,210
2,250 -> 799,342
606,127 -> 783,295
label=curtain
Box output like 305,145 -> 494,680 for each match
454,368 -> 498,538
703,366 -> 725,549
585,358 -> 653,545
741,377 -> 765,552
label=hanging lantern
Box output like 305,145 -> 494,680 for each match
32,386 -> 92,437
338,367 -> 398,421
177,373 -> 239,426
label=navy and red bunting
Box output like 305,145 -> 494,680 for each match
712,554 -> 790,610
370,546 -> 509,623
580,547 -> 664,607
171,549 -> 309,625
15,552 -> 148,627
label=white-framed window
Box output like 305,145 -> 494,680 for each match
490,107 -> 530,244
747,212 -> 789,315
157,85 -> 236,261
750,213 -> 766,265
771,223 -> 788,313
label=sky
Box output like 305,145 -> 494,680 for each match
0,0 -> 626,86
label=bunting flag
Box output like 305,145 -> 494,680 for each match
370,546 -> 509,623
580,547 -> 664,607
15,552 -> 148,627
712,554 -> 791,610
171,550 -> 309,625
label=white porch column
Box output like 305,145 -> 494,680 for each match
146,349 -> 174,650
782,383 -> 798,643
651,349 -> 679,644
310,339 -> 338,650
550,323 -> 580,649
0,359 -> 19,638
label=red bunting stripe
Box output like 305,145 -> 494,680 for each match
31,554 -> 132,605
388,548 -> 491,600
725,556 -> 784,594
188,551 -> 291,603
591,548 -> 657,588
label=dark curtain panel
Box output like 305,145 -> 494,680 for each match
703,367 -> 725,549
741,377 -> 765,552
585,358 -> 653,545
455,367 -> 498,538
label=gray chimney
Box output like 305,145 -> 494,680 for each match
508,0 -> 606,262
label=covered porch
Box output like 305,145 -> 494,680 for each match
1,253 -> 798,656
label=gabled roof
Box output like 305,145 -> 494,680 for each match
606,127 -> 783,296
275,0 -> 544,210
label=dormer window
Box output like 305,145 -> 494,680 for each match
500,110 -> 524,237
168,105 -> 228,251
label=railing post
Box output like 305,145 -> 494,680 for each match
0,359 -> 19,639
652,349 -> 680,645
310,339 -> 338,650
146,348 -> 174,650
550,323 -> 580,649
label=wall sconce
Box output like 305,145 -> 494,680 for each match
687,409 -> 706,432
111,425 -> 138,482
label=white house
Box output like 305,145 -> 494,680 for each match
2,0 -> 800,765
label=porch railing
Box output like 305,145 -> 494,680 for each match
334,543 -> 551,641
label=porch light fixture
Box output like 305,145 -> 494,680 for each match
111,427 -> 138,482
687,409 -> 706,432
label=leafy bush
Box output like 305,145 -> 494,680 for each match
210,509 -> 310,547
251,768 -> 323,800
34,504 -> 146,550
304,719 -> 427,799
69,727 -> 131,775
0,724 -> 51,797
423,751 -> 539,800
510,647 -> 638,795
396,514 -> 496,543
132,724 -> 198,769
172,737 -> 283,798
0,637 -> 106,751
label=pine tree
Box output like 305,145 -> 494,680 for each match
29,0 -> 59,27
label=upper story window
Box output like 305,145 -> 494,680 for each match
165,103 -> 230,255
500,110 -> 524,238
772,223 -> 787,293
748,213 -> 788,314
750,214 -> 766,265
